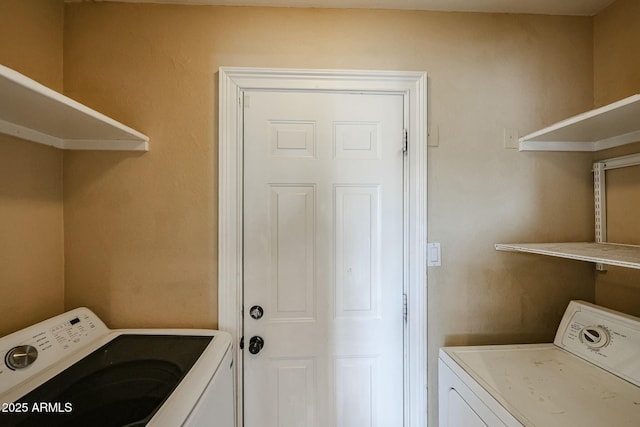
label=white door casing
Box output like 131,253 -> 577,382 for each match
218,67 -> 428,427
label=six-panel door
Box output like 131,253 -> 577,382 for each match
243,90 -> 405,427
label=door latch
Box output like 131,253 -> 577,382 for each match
248,336 -> 265,355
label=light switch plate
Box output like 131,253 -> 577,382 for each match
427,243 -> 441,267
428,124 -> 439,147
503,128 -> 519,149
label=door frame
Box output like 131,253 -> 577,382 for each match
218,67 -> 428,427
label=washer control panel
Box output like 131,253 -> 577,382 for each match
0,307 -> 109,396
555,300 -> 640,387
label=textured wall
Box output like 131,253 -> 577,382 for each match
594,0 -> 640,106
0,0 -> 64,337
62,4 -> 596,422
593,0 -> 640,317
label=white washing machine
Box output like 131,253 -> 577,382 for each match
0,307 -> 234,427
439,300 -> 640,427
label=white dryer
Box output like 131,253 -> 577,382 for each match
439,300 -> 640,427
0,307 -> 234,426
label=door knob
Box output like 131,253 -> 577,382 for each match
248,336 -> 265,355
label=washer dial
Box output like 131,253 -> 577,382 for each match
5,345 -> 38,370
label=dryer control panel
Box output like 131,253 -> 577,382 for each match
555,300 -> 640,387
0,307 -> 109,396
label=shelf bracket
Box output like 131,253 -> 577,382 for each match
593,161 -> 607,271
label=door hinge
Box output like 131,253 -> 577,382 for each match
403,129 -> 408,153
239,336 -> 245,350
403,293 -> 408,322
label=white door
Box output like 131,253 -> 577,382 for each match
243,90 -> 405,427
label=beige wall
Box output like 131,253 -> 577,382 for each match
0,0 -> 64,337
62,3 -> 596,422
594,0 -> 640,106
6,0 -> 640,420
593,0 -> 640,317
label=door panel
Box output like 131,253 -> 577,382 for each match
269,184 -> 315,319
243,90 -> 404,427
335,185 -> 380,318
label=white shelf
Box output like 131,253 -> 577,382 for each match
519,94 -> 640,152
0,64 -> 148,151
495,242 -> 640,270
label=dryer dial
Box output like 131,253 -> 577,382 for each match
580,326 -> 610,349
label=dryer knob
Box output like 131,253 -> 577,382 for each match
6,345 -> 38,370
581,326 -> 610,349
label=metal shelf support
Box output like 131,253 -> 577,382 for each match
593,161 -> 607,271
592,153 -> 640,271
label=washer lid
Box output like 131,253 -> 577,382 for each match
1,334 -> 213,427
442,344 -> 640,427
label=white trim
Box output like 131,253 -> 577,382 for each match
218,67 -> 428,427
597,153 -> 640,171
0,64 -> 149,151
0,118 -> 65,149
518,132 -> 640,152
518,140 -> 596,152
518,94 -> 640,152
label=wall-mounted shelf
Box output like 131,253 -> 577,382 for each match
0,64 -> 148,151
498,153 -> 640,271
495,242 -> 640,270
519,94 -> 640,152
